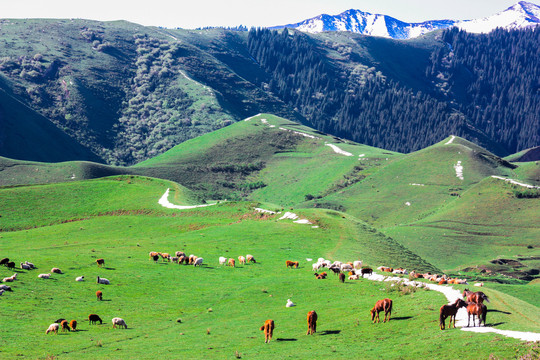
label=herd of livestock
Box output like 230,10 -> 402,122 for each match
1,250 -> 489,342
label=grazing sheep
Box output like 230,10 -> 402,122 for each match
361,267 -> 373,277
228,258 -> 235,267
0,258 -> 9,266
51,268 -> 62,274
349,274 -> 360,280
474,282 -> 484,287
97,276 -> 110,285
193,257 -> 204,267
353,260 -> 363,269
70,320 -> 77,331
24,261 -> 36,269
96,258 -> 105,267
75,276 -> 84,281
340,263 -> 353,272
38,273 -> 51,279
238,256 -> 246,265
96,290 -> 103,301
312,262 -> 323,271
112,317 -> 128,329
60,320 -> 70,332
260,319 -> 275,343
188,255 -> 197,265
175,251 -> 186,258
88,314 -> 103,325
3,274 -> 17,282
171,256 -> 179,264
46,323 -> 60,334
219,256 -> 227,265
160,253 -> 171,262
246,254 -> 256,263
0,285 -> 13,292
286,299 -> 296,307
6,261 -> 15,270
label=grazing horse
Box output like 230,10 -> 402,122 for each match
306,311 -> 318,335
439,298 -> 467,330
371,298 -> 392,323
467,302 -> 487,327
260,319 -> 275,343
463,289 -> 490,304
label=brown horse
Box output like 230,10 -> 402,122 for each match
371,298 -> 392,323
306,310 -> 318,335
260,319 -> 275,343
467,302 -> 487,327
462,289 -> 490,304
439,298 -> 467,330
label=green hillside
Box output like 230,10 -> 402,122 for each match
1,176 -> 537,359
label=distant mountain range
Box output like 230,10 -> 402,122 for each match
271,1 -> 540,39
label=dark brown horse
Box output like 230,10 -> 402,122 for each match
463,289 -> 490,304
467,302 -> 487,327
371,298 -> 392,323
439,298 -> 467,330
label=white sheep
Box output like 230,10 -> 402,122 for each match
322,260 -> 332,267
312,262 -> 322,271
317,257 -> 325,263
24,261 -> 36,269
75,276 -> 85,281
474,282 -> 484,287
193,257 -> 204,267
349,274 -> 360,280
218,256 -> 227,265
112,317 -> 127,329
97,276 -> 110,285
20,262 -> 31,270
38,273 -> 51,279
353,260 -> 363,269
46,323 -> 60,334
340,263 -> 353,272
3,274 -> 17,282
286,299 -> 296,307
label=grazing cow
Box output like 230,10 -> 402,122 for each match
285,260 -> 299,268
96,290 -> 103,301
219,256 -> 227,265
238,256 -> 246,265
178,255 -> 186,264
439,299 -> 467,330
96,259 -> 105,267
306,311 -> 318,335
88,314 -> 103,325
60,320 -> 70,332
338,272 -> 345,283
152,254 -> 159,263
51,268 -> 62,274
97,276 -> 110,285
0,258 -> 9,266
38,273 -> 51,279
371,298 -> 393,323
188,255 -> 197,265
70,320 -> 77,331
228,258 -> 236,267
246,254 -> 256,263
46,323 -> 60,334
377,266 -> 393,273
361,267 -> 373,277
260,319 -> 275,343
193,257 -> 204,267
112,317 -> 128,329
160,253 -> 171,262
175,251 -> 186,258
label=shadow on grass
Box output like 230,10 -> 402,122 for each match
391,316 -> 413,321
276,338 -> 297,342
319,330 -> 341,335
489,322 -> 506,327
103,267 -> 115,270
487,309 -> 511,315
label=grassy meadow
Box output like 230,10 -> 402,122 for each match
0,177 -> 537,359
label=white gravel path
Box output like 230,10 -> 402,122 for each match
364,272 -> 540,341
158,188 -> 218,209
491,176 -> 540,189
445,135 -> 456,145
325,143 -> 353,156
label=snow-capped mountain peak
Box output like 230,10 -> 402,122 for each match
271,1 -> 540,39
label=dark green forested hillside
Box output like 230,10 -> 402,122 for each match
0,20 -> 537,165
